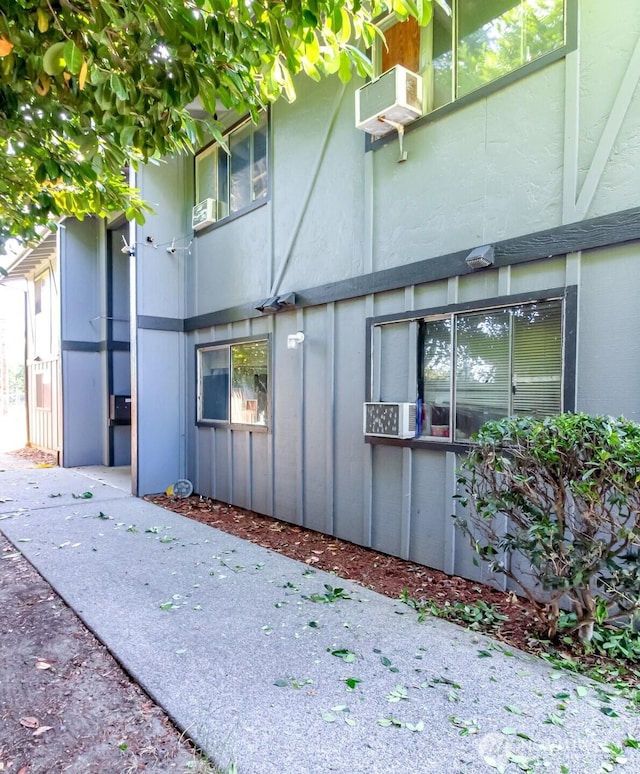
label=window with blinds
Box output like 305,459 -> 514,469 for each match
420,298 -> 563,440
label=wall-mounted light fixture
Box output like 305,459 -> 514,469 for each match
120,235 -> 135,256
255,292 -> 297,314
465,244 -> 494,270
287,332 -> 305,350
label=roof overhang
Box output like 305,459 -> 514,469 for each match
0,230 -> 58,282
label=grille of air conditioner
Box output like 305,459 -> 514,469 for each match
192,198 -> 224,231
363,402 -> 417,439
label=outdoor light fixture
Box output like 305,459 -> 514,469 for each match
465,244 -> 495,270
255,296 -> 281,313
287,332 -> 305,350
255,292 -> 297,314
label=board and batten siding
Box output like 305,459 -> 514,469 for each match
187,245 -> 640,583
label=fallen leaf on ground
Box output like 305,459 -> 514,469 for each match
18,767 -> 29,774
35,659 -> 54,670
19,717 -> 39,729
33,726 -> 53,737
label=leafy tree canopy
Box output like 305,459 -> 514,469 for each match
0,0 -> 431,250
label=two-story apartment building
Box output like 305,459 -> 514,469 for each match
4,0 -> 640,585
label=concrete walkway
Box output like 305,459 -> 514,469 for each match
0,453 -> 638,774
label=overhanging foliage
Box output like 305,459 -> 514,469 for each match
0,0 -> 432,250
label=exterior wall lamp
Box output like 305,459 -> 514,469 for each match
465,244 -> 494,269
255,292 -> 297,313
287,332 -> 305,350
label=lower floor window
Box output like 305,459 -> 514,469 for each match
198,339 -> 269,426
420,298 -> 563,440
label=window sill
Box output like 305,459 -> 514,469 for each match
196,420 -> 269,433
365,434 -> 470,454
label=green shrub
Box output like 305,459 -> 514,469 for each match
454,413 -> 640,643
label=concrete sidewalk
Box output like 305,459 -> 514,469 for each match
1,454 -> 638,774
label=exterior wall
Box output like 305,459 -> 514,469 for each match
26,358 -> 60,455
187,248 -> 640,583
133,156 -> 191,495
59,218 -> 107,467
140,2 -> 640,577
25,249 -> 60,455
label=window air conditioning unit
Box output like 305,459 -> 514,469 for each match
363,402 -> 417,439
355,65 -> 423,137
192,198 -> 220,231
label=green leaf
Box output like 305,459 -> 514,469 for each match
42,41 -> 66,75
331,648 -> 356,662
504,705 -> 523,715
62,41 -> 83,75
110,73 -> 128,102
120,125 -> 138,148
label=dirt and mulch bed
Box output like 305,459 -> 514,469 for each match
1,448 -> 211,774
0,535 -> 208,774
8,447 -> 58,466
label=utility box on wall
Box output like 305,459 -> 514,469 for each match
109,395 -> 132,425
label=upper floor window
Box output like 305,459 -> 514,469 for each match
197,338 -> 269,427
420,298 -> 563,441
195,112 -> 268,224
377,0 -> 566,113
